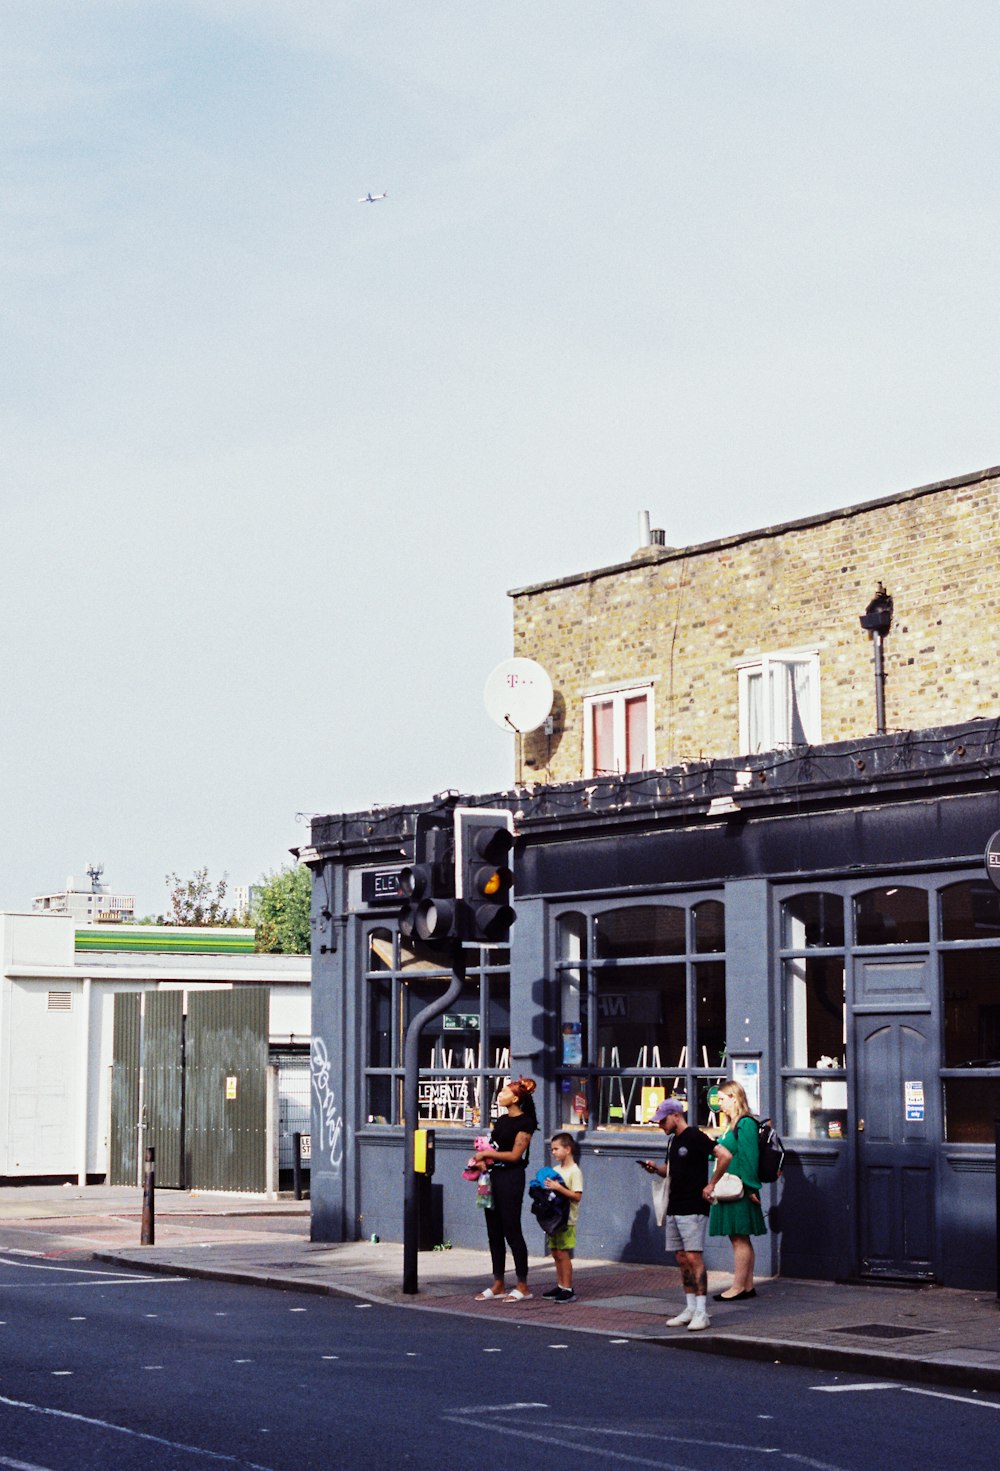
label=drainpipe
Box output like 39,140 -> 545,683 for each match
402,949 -> 467,1295
78,976 -> 92,1186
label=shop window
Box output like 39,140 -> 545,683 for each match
942,952 -> 1000,1067
854,886 -> 929,945
940,881 -> 1000,940
783,1076 -> 848,1141
943,1077 -> 1000,1144
737,650 -> 820,753
695,960 -> 726,1065
594,904 -> 685,959
940,885 -> 1000,1143
363,926 -> 509,1128
780,892 -> 847,1141
785,956 -> 846,1069
692,899 -> 725,954
555,900 -> 726,1131
781,892 -> 844,949
596,964 -> 686,1071
583,683 -> 654,776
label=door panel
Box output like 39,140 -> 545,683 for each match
110,994 -> 141,1186
144,992 -> 184,1188
855,1007 -> 937,1279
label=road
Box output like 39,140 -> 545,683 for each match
0,1254 -> 997,1470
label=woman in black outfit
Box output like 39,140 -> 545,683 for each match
472,1077 -> 538,1301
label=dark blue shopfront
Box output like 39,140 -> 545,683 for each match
307,720 -> 1000,1290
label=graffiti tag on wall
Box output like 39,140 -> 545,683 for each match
310,1035 -> 344,1174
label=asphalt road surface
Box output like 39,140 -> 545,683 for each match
0,1254 -> 997,1471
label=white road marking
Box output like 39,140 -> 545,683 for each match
0,1258 -> 184,1286
811,1383 -> 894,1393
289,1307 -> 307,1312
901,1386 -> 1000,1411
444,1411 -> 849,1471
0,1256 -> 154,1277
0,1454 -> 56,1470
548,1343 -> 569,1349
69,1317 -> 86,1322
0,1391 -> 276,1470
448,1402 -> 548,1414
355,1302 -> 372,1308
811,1382 -> 999,1410
50,1373 -> 72,1378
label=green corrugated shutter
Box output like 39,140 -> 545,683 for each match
186,989 -> 268,1192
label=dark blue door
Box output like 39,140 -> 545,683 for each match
854,1009 -> 937,1279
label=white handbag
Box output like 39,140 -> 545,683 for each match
712,1172 -> 744,1201
651,1169 -> 671,1226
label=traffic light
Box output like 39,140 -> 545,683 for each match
398,813 -> 458,948
456,808 -> 515,945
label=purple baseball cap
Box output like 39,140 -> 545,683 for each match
652,1099 -> 685,1122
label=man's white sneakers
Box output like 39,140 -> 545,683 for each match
666,1307 -> 693,1326
687,1311 -> 711,1331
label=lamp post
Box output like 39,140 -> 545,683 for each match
859,583 -> 894,734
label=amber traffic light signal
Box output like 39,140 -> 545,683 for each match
456,808 -> 515,945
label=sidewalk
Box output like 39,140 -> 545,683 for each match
2,1187 -> 997,1391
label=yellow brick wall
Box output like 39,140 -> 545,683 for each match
512,470 -> 1000,782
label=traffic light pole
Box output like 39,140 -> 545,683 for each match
402,947 -> 467,1295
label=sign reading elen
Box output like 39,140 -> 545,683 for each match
362,868 -> 404,905
986,831 -> 1000,893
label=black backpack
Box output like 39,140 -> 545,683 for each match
756,1117 -> 785,1183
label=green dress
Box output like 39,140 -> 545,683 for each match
708,1115 -> 767,1238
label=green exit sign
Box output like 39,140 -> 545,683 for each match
443,1013 -> 480,1030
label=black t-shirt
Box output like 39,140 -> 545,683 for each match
489,1111 -> 537,1169
665,1125 -> 714,1215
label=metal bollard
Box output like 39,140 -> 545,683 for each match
141,1145 -> 155,1246
292,1132 -> 304,1201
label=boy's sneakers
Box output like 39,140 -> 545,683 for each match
687,1311 -> 711,1332
552,1287 -> 576,1302
666,1307 -> 693,1326
542,1286 -> 562,1298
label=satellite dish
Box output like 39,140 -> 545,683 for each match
484,658 -> 554,734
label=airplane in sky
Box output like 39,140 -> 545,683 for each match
358,192 -> 388,203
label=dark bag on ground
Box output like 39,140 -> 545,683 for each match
756,1118 -> 785,1183
529,1182 -> 570,1236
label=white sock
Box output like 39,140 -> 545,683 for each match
695,1295 -> 707,1314
685,1293 -> 697,1311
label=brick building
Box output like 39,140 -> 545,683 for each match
307,465 -> 1000,1291
514,464 -> 1000,782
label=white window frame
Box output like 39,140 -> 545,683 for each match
583,681 -> 656,777
736,648 -> 821,754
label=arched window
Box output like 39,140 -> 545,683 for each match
554,898 -> 727,1131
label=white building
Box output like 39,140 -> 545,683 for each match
0,913 -> 310,1189
32,867 -> 135,925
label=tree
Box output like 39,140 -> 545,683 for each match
163,867 -> 247,927
253,864 -> 311,954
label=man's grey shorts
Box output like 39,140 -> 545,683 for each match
665,1213 -> 708,1251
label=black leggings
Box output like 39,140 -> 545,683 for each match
485,1167 -> 529,1283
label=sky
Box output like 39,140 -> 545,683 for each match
2,1 -> 999,916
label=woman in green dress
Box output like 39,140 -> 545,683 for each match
703,1080 -> 766,1301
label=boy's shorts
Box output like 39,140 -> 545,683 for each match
664,1213 -> 708,1252
546,1223 -> 576,1252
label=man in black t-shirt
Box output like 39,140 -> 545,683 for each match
641,1099 -> 725,1332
